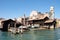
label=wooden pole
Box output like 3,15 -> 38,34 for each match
14,23 -> 16,28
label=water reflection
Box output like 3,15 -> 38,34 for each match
0,28 -> 60,40
54,28 -> 60,40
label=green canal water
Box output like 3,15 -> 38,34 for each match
0,28 -> 60,40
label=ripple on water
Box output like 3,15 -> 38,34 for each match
0,28 -> 60,40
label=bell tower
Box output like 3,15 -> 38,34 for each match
49,6 -> 54,19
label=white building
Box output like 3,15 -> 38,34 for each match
49,6 -> 54,19
17,17 -> 23,23
29,10 -> 49,20
0,18 -> 5,28
29,11 -> 38,20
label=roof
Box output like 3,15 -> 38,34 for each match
28,13 -> 49,21
37,13 -> 48,19
2,19 -> 16,23
44,19 -> 54,23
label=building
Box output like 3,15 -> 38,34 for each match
56,19 -> 60,27
17,14 -> 29,26
0,18 -> 5,28
27,10 -> 56,29
12,6 -> 56,29
1,19 -> 22,31
17,17 -> 23,23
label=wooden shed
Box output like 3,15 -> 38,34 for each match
2,19 -> 22,31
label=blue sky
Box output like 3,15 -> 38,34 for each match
0,0 -> 60,19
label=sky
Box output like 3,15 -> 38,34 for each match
0,0 -> 60,19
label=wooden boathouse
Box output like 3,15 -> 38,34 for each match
1,19 -> 22,31
27,11 -> 56,29
28,17 -> 56,29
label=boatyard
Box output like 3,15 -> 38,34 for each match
0,0 -> 60,40
0,6 -> 59,34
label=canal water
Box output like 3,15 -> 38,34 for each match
0,28 -> 60,40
